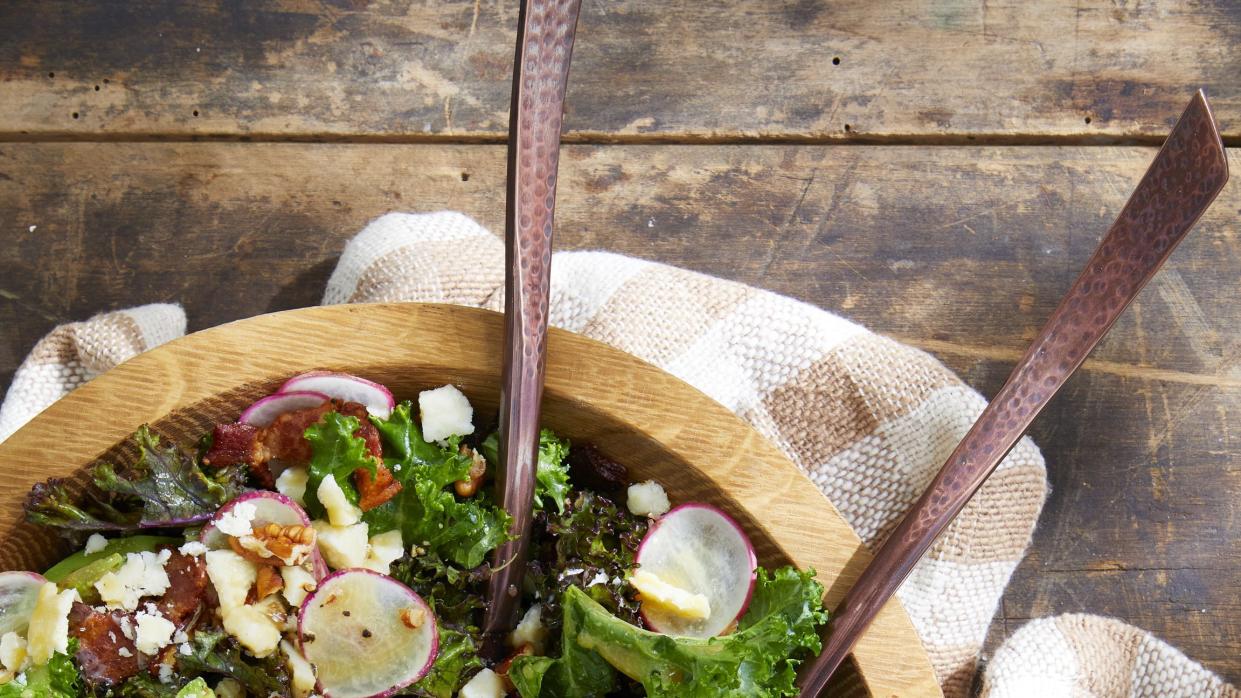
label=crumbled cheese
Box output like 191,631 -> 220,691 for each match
179,643 -> 192,655
178,541 -> 207,557
280,565 -> 318,608
317,477 -> 363,527
117,647 -> 133,658
276,466 -> 310,506
460,668 -> 506,698
418,384 -> 475,441
215,501 -> 257,537
134,610 -> 176,656
587,571 -> 610,586
626,480 -> 671,518
221,604 -> 281,658
94,550 -> 172,611
0,632 -> 27,674
26,582 -> 78,665
215,678 -> 245,698
281,639 -> 318,698
629,569 -> 711,621
361,529 -> 405,575
311,520 -> 369,569
157,662 -> 174,684
205,549 -> 259,611
83,533 -> 108,555
118,615 -> 135,640
508,605 -> 548,655
172,629 -> 188,644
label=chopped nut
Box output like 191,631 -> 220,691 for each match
252,566 -> 284,601
399,606 -> 427,629
228,522 -> 317,567
454,446 -> 487,497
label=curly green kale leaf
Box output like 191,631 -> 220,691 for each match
390,551 -> 487,630
402,626 -> 484,698
367,402 -> 511,569
25,426 -> 244,533
0,640 -> 80,698
480,429 -> 571,515
526,490 -> 647,635
513,566 -> 828,698
302,411 -> 377,517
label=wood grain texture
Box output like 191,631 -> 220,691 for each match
1,142 -> 1239,683
0,303 -> 941,698
1,0 -> 1239,142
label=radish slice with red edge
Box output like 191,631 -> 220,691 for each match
0,571 -> 47,635
634,503 -> 758,638
298,569 -> 438,698
201,491 -> 311,550
239,390 -> 330,427
278,372 -> 394,419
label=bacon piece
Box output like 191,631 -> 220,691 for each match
69,602 -> 140,686
204,399 -> 400,507
155,551 -> 209,625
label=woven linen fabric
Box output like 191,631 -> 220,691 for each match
1,210 -> 1234,697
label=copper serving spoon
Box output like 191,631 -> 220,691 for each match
799,90 -> 1229,694
481,0 -> 582,655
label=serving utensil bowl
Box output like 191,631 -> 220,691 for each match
0,302 -> 938,696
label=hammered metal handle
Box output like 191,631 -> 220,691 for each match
482,0 -> 582,650
801,91 -> 1229,694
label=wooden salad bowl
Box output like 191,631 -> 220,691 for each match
0,303 -> 940,697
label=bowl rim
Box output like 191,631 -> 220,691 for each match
0,302 -> 940,696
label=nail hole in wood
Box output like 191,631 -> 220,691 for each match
71,112 -> 79,119
193,110 -> 200,117
460,172 -> 470,182
1084,116 -> 1092,124
94,85 -> 100,91
832,57 -> 841,65
48,72 -> 55,78
843,124 -> 852,133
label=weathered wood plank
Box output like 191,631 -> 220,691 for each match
1,143 -> 1238,681
1,0 -> 1239,141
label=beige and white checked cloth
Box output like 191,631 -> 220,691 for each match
2,211 -> 1235,697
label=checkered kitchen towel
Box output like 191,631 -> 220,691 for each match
2,212 -> 1235,697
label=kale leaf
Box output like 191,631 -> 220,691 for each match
513,566 -> 828,698
175,629 -> 287,696
302,411 -> 377,517
480,429 -> 572,515
402,626 -> 484,698
24,426 -> 244,533
367,402 -> 511,569
389,551 -> 487,630
0,640 -> 80,698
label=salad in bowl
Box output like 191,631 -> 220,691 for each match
0,372 -> 828,698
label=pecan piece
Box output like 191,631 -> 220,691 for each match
252,565 -> 284,602
229,522 -> 316,567
454,445 -> 487,498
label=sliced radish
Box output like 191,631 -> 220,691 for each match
0,571 -> 48,635
634,503 -> 758,638
279,372 -> 394,419
240,391 -> 330,427
298,569 -> 438,698
201,492 -> 311,550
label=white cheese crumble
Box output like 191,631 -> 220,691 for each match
311,520 -> 369,569
158,662 -> 175,684
95,550 -> 172,611
178,541 -> 207,557
508,605 -> 548,655
418,384 -> 475,441
221,605 -> 281,658
587,571 -> 610,587
117,647 -> 133,658
276,466 -> 310,506
626,480 -> 671,518
0,632 -> 27,674
205,550 -> 258,611
215,501 -> 257,537
280,566 -> 317,608
26,582 -> 78,664
361,529 -> 405,575
83,533 -> 108,555
460,667 -> 506,698
215,678 -> 245,698
317,476 -> 362,527
281,639 -> 318,698
118,616 -> 135,640
134,611 -> 176,656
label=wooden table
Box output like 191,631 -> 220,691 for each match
1,0 -> 1238,686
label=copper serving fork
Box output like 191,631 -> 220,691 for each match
800,91 -> 1229,694
482,0 -> 582,655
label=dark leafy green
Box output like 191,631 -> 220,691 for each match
390,551 -> 488,629
512,567 -> 828,698
24,426 -> 244,533
175,629 -> 287,696
402,626 -> 484,698
480,429 -> 572,515
367,402 -> 511,569
302,412 -> 377,517
113,674 -> 183,697
0,641 -> 80,698
526,490 -> 647,635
